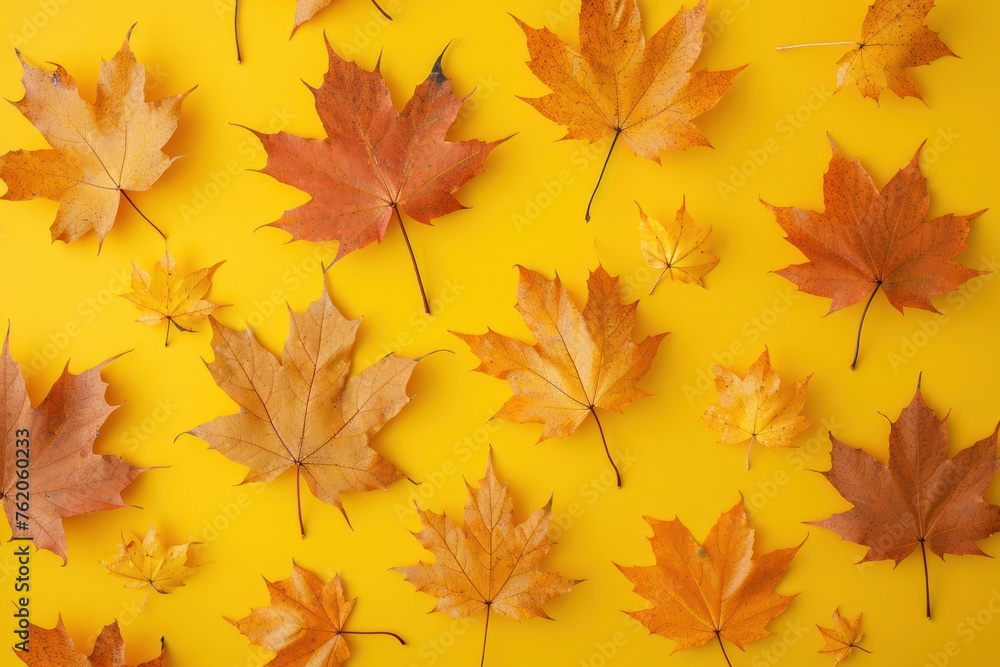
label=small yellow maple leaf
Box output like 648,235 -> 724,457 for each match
818,608 -> 869,664
102,526 -> 199,600
702,348 -> 815,469
122,251 -> 223,345
638,198 -> 717,291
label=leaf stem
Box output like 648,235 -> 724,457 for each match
480,603 -> 491,667
234,0 -> 242,62
340,629 -> 406,645
648,267 -> 668,295
121,191 -> 167,240
370,0 -> 392,20
590,406 -> 621,488
716,632 -> 733,667
164,321 -> 171,347
745,434 -> 757,471
393,205 -> 431,315
851,282 -> 881,371
920,538 -> 931,619
585,129 -> 621,222
855,645 -> 873,654
775,41 -> 857,50
296,464 -> 305,537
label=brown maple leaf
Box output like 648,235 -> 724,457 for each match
638,198 -> 718,291
778,0 -> 954,102
101,526 -> 200,602
191,283 -> 414,535
18,618 -> 163,667
514,0 -> 744,220
811,377 -> 1000,618
229,562 -> 404,667
618,500 -> 801,666
763,138 -> 986,369
702,348 -> 815,470
817,608 -> 869,664
250,39 -> 504,313
454,265 -> 666,487
0,30 -> 191,246
122,251 -> 223,346
399,456 -> 575,667
1,334 -> 140,562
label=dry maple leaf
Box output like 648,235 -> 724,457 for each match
398,456 -> 575,667
702,348 -> 815,470
618,500 -> 801,666
817,609 -> 869,664
514,0 -> 745,220
763,138 -> 985,369
0,333 -> 140,562
229,562 -> 404,667
101,526 -> 199,604
777,0 -> 954,102
122,251 -> 223,346
18,618 -> 163,667
454,265 -> 666,487
811,377 -> 1000,618
191,283 -> 414,535
638,198 -> 717,291
0,30 -> 191,246
250,39 -> 504,313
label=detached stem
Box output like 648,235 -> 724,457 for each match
393,205 -> 431,315
920,538 -> 931,619
851,282 -> 881,371
479,604 -> 491,667
296,464 -> 305,537
775,41 -> 857,50
340,629 -> 405,645
121,191 -> 166,240
370,0 -> 392,19
715,632 -> 733,667
234,0 -> 242,62
590,406 -> 621,488
585,129 -> 621,222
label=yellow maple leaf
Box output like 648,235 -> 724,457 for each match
818,608 -> 869,664
102,526 -> 199,601
638,198 -> 717,291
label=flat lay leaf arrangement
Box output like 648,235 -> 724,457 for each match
0,0 -> 995,665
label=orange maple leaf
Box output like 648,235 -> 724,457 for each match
703,348 -> 815,470
817,608 -> 869,664
18,618 -> 163,667
763,138 -> 986,369
514,0 -> 744,220
250,39 -> 504,313
0,334 -> 140,562
0,30 -> 191,246
229,562 -> 404,667
811,377 -> 1000,618
190,284 -> 414,535
399,456 -> 575,667
618,500 -> 801,666
455,265 -> 666,487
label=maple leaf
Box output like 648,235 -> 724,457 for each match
617,500 -> 801,666
638,198 -> 717,291
811,377 -> 1000,618
250,39 -> 504,313
17,618 -> 163,667
817,609 -> 869,664
778,0 -> 954,102
101,526 -> 199,604
0,30 -> 191,246
399,456 -> 575,667
191,283 -> 414,535
454,265 -> 666,487
702,348 -> 815,470
514,0 -> 745,220
229,562 -> 404,667
0,333 -> 140,562
122,251 -> 223,346
763,138 -> 986,369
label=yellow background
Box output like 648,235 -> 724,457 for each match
1,0 -> 999,665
